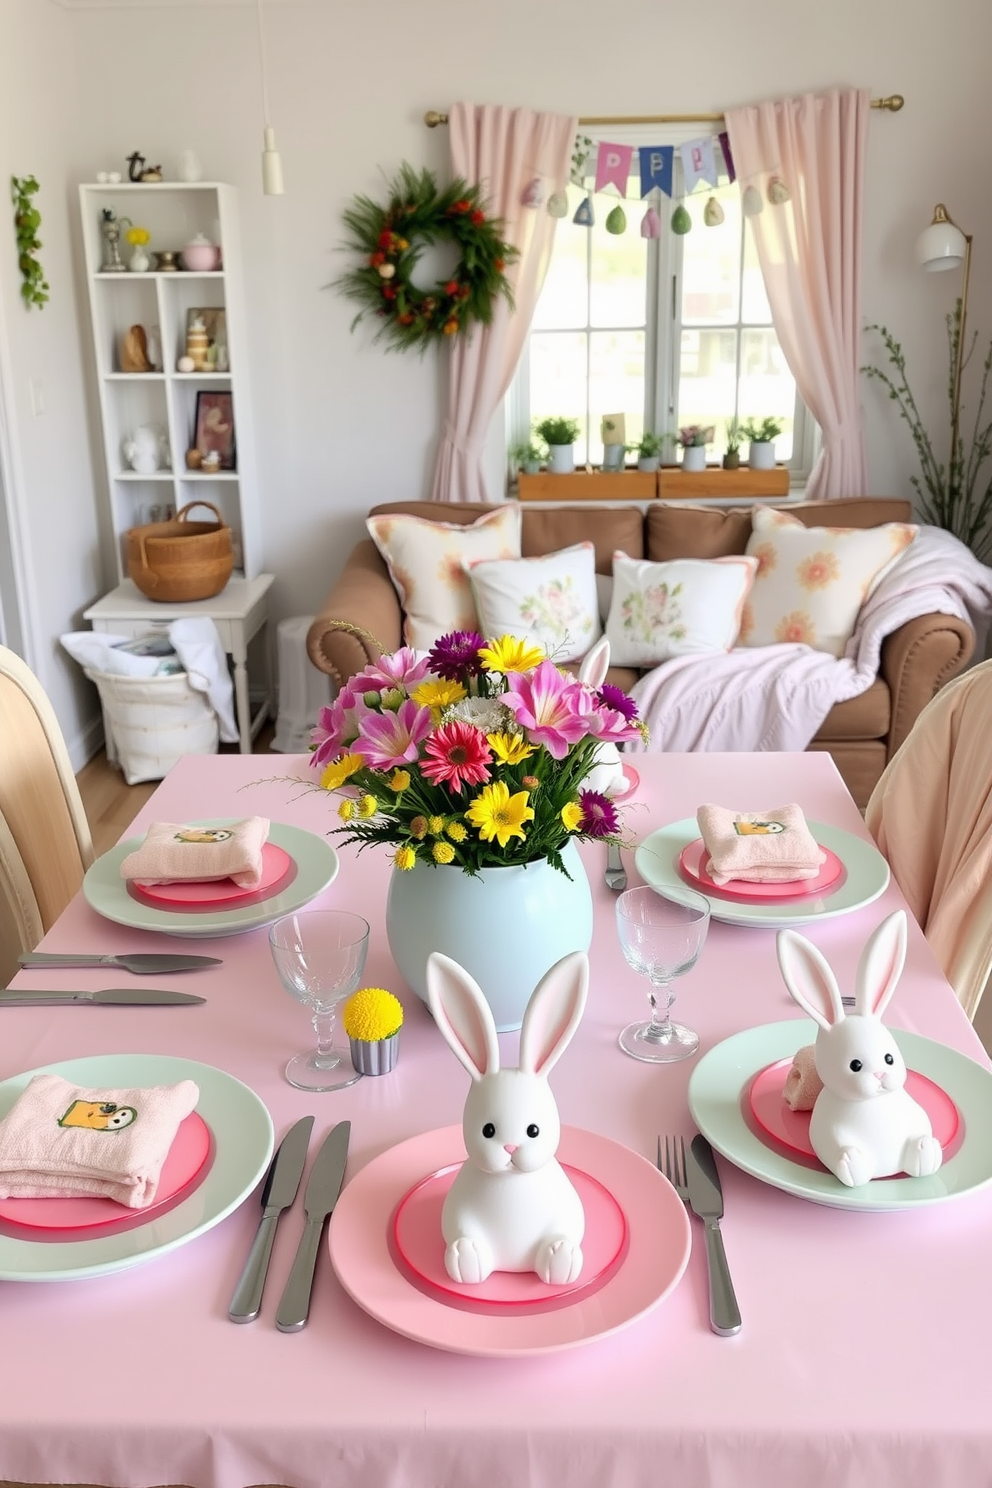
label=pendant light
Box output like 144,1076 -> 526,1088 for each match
256,0 -> 284,195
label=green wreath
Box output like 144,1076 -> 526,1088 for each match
336,164 -> 518,354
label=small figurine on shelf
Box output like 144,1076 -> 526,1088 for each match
185,313 -> 209,370
201,450 -> 221,474
139,165 -> 163,183
119,324 -> 151,374
99,208 -> 131,273
125,225 -> 151,273
185,448 -> 204,470
126,151 -> 146,183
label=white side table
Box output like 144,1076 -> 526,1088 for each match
83,574 -> 275,756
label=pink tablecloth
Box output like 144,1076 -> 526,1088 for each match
1,751 -> 990,1488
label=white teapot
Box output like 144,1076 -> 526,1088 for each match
122,424 -> 170,475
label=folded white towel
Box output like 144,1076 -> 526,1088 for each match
696,802 -> 826,885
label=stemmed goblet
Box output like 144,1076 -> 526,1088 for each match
269,910 -> 370,1092
615,883 -> 710,1063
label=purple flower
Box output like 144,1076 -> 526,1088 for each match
599,683 -> 638,722
428,630 -> 486,682
502,660 -> 589,759
578,790 -> 619,838
356,698 -> 433,769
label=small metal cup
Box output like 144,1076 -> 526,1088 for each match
349,1032 -> 399,1075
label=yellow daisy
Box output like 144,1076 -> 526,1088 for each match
410,678 -> 467,711
465,780 -> 534,847
393,845 -> 417,870
488,730 -> 534,765
561,800 -> 583,832
478,635 -> 545,675
320,752 -> 364,791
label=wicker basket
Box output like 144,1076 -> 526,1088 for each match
125,501 -> 234,602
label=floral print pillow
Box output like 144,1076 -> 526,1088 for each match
605,553 -> 758,667
464,542 -> 601,662
740,506 -> 917,657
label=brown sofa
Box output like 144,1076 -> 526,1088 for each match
306,497 -> 974,810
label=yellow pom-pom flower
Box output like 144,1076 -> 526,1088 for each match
343,986 -> 404,1042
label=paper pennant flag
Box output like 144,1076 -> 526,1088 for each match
605,204 -> 626,235
595,142 -> 634,197
680,137 -> 719,193
741,184 -> 764,217
521,176 -> 544,208
671,203 -> 692,235
570,134 -> 594,186
718,131 -> 736,183
639,145 -> 674,200
573,194 -> 594,227
640,204 -> 661,238
546,189 -> 569,218
767,175 -> 791,205
703,196 -> 725,227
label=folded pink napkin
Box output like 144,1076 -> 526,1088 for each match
0,1072 -> 199,1207
119,816 -> 270,887
696,803 -> 826,885
782,1045 -> 823,1111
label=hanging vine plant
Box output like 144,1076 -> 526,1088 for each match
10,175 -> 49,309
335,163 -> 517,354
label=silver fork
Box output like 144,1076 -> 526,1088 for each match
604,842 -> 627,892
659,1134 -> 690,1202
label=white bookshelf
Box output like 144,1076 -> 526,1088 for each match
78,181 -> 261,582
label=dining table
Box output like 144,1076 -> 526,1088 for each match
2,747 -> 991,1488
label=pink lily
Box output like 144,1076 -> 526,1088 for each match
502,660 -> 590,760
352,648 -> 432,693
356,698 -> 433,769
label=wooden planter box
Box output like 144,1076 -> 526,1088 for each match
516,469 -> 657,502
658,465 -> 791,500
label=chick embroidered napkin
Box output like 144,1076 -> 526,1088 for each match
119,816 -> 270,887
0,1073 -> 199,1207
696,803 -> 825,885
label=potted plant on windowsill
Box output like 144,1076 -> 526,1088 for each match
511,439 -> 544,477
722,419 -> 742,470
677,425 -> 714,472
634,432 -> 668,472
535,416 -> 581,475
740,416 -> 783,470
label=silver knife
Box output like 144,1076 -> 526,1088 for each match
0,987 -> 206,1006
19,952 -> 221,974
229,1115 -> 314,1324
276,1121 -> 351,1333
686,1134 -> 742,1337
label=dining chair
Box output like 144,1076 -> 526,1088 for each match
865,657 -> 992,1021
0,645 -> 95,984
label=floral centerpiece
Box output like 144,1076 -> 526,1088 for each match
310,631 -> 644,876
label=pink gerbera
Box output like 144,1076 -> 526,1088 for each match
420,720 -> 492,793
502,660 -> 589,759
356,699 -> 433,770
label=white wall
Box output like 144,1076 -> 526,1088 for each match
4,0 -> 992,760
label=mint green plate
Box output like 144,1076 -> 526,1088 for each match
636,819 -> 889,929
688,1020 -> 992,1211
0,1054 -> 273,1280
84,819 -> 339,938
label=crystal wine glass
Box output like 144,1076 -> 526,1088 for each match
615,884 -> 710,1062
269,910 -> 370,1092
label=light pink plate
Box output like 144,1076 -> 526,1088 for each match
131,843 -> 294,910
748,1058 -> 960,1173
0,1112 -> 212,1234
679,837 -> 844,901
328,1124 -> 691,1356
391,1162 -> 627,1312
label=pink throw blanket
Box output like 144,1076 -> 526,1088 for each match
627,527 -> 992,757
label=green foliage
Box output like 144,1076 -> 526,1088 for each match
863,307 -> 992,561
724,418 -> 742,454
334,163 -> 517,356
739,416 -> 782,444
11,175 -> 48,309
636,432 -> 668,457
511,439 -> 543,467
535,416 -> 580,447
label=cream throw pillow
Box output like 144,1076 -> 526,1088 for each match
366,507 -> 522,650
465,542 -> 601,662
740,506 -> 917,658
605,552 -> 758,666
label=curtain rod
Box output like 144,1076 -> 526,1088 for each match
424,96 -> 904,128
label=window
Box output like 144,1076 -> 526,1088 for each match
509,132 -> 814,475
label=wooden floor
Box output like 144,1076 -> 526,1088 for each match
75,723 -> 279,857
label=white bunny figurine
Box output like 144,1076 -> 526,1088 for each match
426,949 -> 589,1285
577,636 -> 627,797
776,910 -> 943,1187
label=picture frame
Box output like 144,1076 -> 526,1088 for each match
194,390 -> 236,469
186,307 -> 229,371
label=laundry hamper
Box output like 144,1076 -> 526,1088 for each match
85,668 -> 219,785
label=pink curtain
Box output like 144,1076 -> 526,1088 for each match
429,102 -> 577,504
725,88 -> 870,500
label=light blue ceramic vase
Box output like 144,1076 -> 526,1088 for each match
385,840 -> 593,1032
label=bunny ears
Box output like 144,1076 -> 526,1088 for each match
427,951 -> 589,1080
777,910 -> 908,1030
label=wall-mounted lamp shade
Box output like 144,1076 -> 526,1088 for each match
262,126 -> 284,196
916,204 -> 966,272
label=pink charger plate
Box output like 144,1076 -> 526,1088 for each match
391,1162 -> 627,1313
328,1124 -> 691,1357
679,837 -> 844,901
0,1112 -> 212,1235
131,842 -> 294,910
608,765 -> 640,803
747,1059 -> 961,1174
